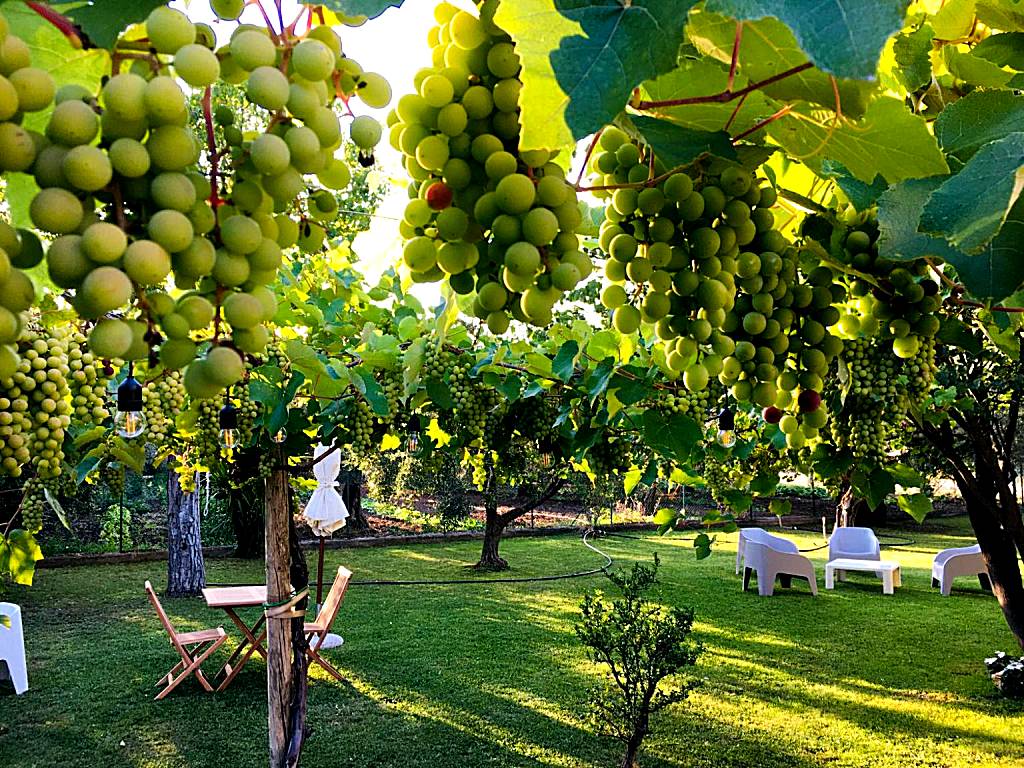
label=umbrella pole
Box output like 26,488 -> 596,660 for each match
317,535 -> 326,613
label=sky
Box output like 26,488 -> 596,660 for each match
175,0 -> 476,301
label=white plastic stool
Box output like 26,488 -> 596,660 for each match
0,602 -> 28,694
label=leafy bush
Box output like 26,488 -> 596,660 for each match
576,555 -> 702,768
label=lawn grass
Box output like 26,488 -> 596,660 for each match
1,516 -> 1021,768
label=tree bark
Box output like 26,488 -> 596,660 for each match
834,477 -> 881,529
266,445 -> 299,768
340,468 -> 368,532
919,411 -> 1024,649
230,447 -> 265,558
474,463 -> 565,570
166,468 -> 205,597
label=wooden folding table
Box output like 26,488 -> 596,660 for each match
202,585 -> 269,691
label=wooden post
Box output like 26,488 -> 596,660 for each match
265,445 -> 292,768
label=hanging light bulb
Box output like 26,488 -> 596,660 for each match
540,452 -> 553,469
114,364 -> 146,439
716,407 -> 736,448
219,399 -> 239,449
271,428 -> 286,444
405,415 -> 420,453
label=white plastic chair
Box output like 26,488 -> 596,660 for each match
0,602 -> 28,695
932,544 -> 990,596
736,527 -> 768,574
828,526 -> 881,578
742,536 -> 818,597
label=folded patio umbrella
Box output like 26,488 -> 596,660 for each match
300,444 -> 348,649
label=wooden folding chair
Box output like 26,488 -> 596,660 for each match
304,566 -> 351,682
145,581 -> 227,700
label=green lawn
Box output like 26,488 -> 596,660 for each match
1,517 -> 1021,768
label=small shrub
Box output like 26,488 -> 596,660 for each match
576,554 -> 702,768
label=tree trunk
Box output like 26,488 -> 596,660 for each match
166,468 -> 205,597
474,463 -> 566,570
478,511 -> 510,570
920,410 -> 1024,649
620,713 -> 649,768
340,468 -> 368,532
265,445 -> 301,768
230,447 -> 265,558
834,478 -> 881,529
229,482 -> 265,558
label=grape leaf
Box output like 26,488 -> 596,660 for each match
943,47 -> 1015,88
552,340 -> 579,383
687,13 -> 872,118
931,0 -> 978,39
897,492 -> 932,523
892,25 -> 935,92
769,97 -> 947,183
973,32 -> 1024,69
494,0 -> 695,150
878,177 -> 1024,301
978,0 -> 1024,31
319,0 -> 405,19
920,133 -> 1024,253
62,0 -> 165,50
703,0 -> 910,80
629,115 -> 735,168
934,90 -> 1024,161
5,530 -> 42,586
638,58 -> 776,136
640,410 -> 702,463
820,160 -> 887,210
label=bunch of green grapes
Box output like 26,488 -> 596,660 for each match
393,0 -> 591,332
0,4 -> 50,382
193,396 -> 222,468
2,328 -> 74,482
65,329 -> 110,424
234,385 -> 259,446
379,368 -> 404,418
18,476 -> 48,534
142,370 -> 186,448
515,395 -> 559,442
829,337 -> 927,462
100,461 -> 125,498
346,399 -> 376,454
654,384 -> 720,426
30,6 -> 387,403
593,132 -> 835,411
586,436 -> 631,478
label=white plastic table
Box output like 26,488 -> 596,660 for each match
825,558 -> 902,595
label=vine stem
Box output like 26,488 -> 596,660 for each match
25,1 -> 83,48
202,86 -> 222,208
634,62 -> 814,110
574,128 -> 604,188
732,104 -> 792,142
726,22 -> 743,92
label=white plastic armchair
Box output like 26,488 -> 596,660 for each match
736,527 -> 768,574
932,544 -> 990,596
828,527 -> 881,563
742,536 -> 818,597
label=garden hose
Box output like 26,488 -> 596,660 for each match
207,528 -> 614,590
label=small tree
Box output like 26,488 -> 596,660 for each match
576,556 -> 702,768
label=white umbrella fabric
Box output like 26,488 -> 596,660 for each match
300,444 -> 348,649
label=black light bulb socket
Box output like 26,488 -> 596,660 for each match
219,402 -> 238,430
718,408 -> 735,431
117,375 -> 143,412
406,414 -> 420,433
